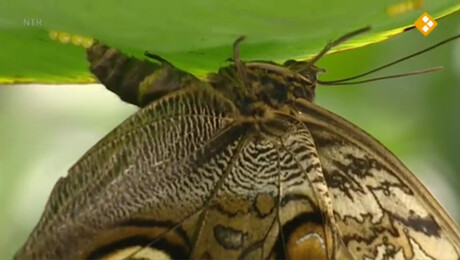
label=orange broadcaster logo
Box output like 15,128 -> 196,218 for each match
414,12 -> 437,36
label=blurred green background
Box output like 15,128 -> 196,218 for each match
1,14 -> 459,260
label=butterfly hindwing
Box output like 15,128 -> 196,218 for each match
134,115 -> 346,260
295,98 -> 460,259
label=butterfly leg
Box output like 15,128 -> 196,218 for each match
144,51 -> 172,65
307,27 -> 370,66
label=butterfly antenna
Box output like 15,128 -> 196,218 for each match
233,36 -> 248,82
307,26 -> 371,66
318,34 -> 460,85
319,66 -> 443,85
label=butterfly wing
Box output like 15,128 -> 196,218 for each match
294,98 -> 460,260
14,84 -> 245,259
13,82 -> 329,260
14,81 -> 354,260
15,75 -> 459,260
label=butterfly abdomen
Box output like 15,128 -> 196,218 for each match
87,42 -> 200,107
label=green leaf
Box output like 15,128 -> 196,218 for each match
1,0 -> 459,83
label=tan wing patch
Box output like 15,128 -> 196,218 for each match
130,121 -> 336,260
186,127 -> 327,259
312,128 -> 459,260
295,98 -> 460,260
100,246 -> 172,260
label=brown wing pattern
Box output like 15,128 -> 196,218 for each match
14,85 -> 241,259
15,86 -> 350,260
128,118 -> 354,260
294,98 -> 460,260
121,117 -> 338,260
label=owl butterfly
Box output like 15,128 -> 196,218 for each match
15,28 -> 460,260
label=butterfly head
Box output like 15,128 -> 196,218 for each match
208,60 -> 320,118
207,35 -> 331,118
283,59 -> 326,83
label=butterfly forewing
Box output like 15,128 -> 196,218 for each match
15,85 -> 243,259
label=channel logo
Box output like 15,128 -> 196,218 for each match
414,12 -> 437,36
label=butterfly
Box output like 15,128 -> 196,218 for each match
15,28 -> 460,260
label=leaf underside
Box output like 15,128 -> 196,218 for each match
0,0 -> 459,84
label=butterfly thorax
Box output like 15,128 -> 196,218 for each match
207,60 -> 320,117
